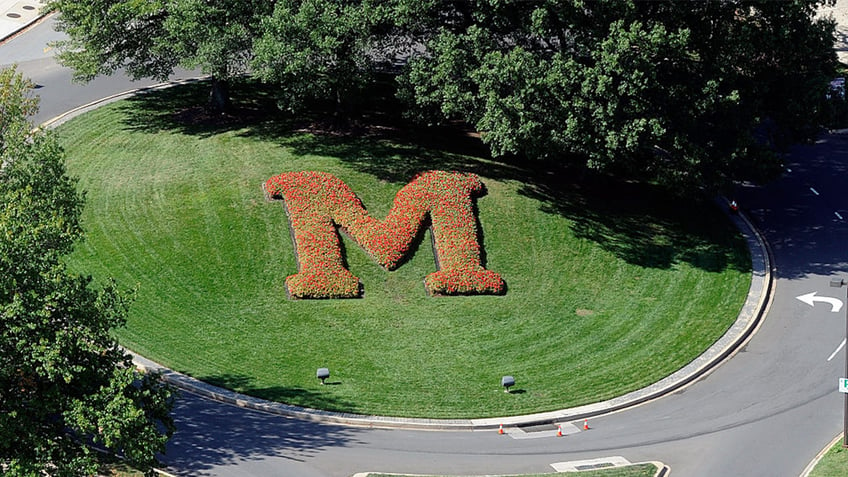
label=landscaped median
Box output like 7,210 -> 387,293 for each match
57,80 -> 752,419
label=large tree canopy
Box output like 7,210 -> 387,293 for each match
0,67 -> 175,476
252,0 -> 396,115
399,0 -> 839,189
48,0 -> 839,189
48,0 -> 273,110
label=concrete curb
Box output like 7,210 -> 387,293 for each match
654,462 -> 671,477
46,82 -> 774,431
40,77 -> 210,130
0,1 -> 46,45
799,433 -> 844,477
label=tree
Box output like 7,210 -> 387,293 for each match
0,67 -> 38,152
398,0 -> 839,191
251,0 -> 396,117
0,66 -> 176,476
48,0 -> 422,117
47,0 -> 839,189
47,0 -> 274,111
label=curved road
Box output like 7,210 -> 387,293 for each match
3,16 -> 846,477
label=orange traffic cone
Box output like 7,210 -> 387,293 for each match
583,419 -> 589,430
557,424 -> 563,437
498,424 -> 504,435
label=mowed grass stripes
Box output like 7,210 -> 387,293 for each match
57,86 -> 750,418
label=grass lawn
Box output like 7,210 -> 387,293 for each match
57,81 -> 751,419
809,439 -> 848,476
95,452 -> 145,477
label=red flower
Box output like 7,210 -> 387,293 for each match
266,171 -> 505,298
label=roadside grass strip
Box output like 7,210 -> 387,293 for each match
807,437 -> 848,477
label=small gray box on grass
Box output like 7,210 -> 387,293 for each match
317,367 -> 330,384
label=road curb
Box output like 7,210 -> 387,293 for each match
0,2 -> 47,45
40,77 -> 210,130
47,82 -> 774,431
799,433 -> 844,477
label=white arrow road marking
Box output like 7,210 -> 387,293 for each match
796,292 -> 844,312
828,339 -> 846,362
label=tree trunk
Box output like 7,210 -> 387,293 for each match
208,77 -> 232,113
334,89 -> 345,122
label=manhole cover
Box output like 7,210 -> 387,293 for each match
7,12 -> 21,18
23,5 -> 35,10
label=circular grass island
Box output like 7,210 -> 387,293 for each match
57,83 -> 751,419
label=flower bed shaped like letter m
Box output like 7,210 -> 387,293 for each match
265,171 -> 506,299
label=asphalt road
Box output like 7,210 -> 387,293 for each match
3,15 -> 847,477
1,16 -> 197,124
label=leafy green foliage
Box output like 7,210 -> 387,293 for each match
399,0 -> 838,190
47,0 -> 838,188
47,0 -> 273,110
163,0 -> 269,79
0,68 -> 175,477
47,0 -> 175,82
0,66 -> 38,153
252,0 -> 395,115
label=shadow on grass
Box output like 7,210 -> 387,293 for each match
199,373 -> 355,412
518,172 -> 752,273
165,382 -> 362,475
118,79 -> 288,139
116,78 -> 750,273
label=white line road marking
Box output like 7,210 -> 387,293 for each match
828,339 -> 846,362
837,212 -> 844,220
811,187 -> 820,195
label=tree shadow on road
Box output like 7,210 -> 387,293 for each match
163,375 -> 363,476
736,132 -> 848,280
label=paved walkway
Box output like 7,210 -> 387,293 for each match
0,0 -> 44,43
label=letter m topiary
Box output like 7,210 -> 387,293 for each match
265,171 -> 506,299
